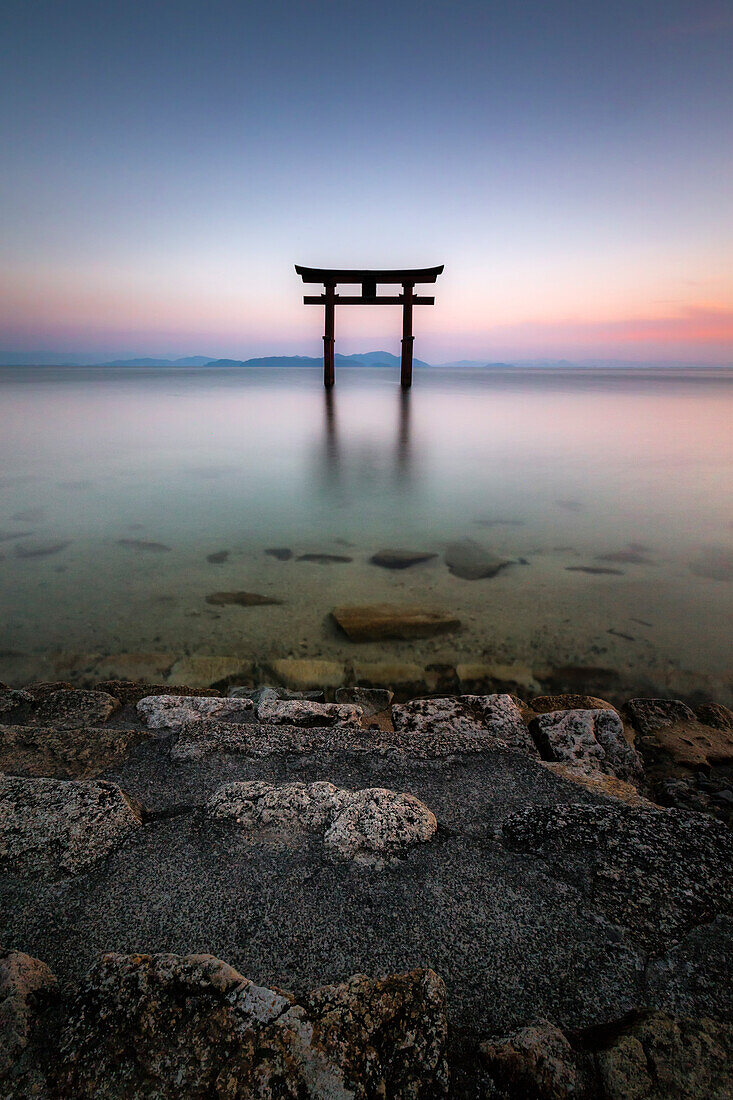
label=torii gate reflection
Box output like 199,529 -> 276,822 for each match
319,387 -> 415,493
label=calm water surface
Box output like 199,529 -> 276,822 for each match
0,366 -> 731,690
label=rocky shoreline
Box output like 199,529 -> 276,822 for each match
1,677 -> 732,1097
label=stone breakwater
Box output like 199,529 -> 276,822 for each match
1,679 -> 732,1097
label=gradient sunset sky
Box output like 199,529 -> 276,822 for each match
2,0 -> 732,363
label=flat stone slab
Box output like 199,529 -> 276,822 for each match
0,776 -> 141,879
28,689 -> 119,728
206,780 -> 437,863
137,694 -> 254,731
255,697 -> 362,728
392,694 -> 539,757
530,708 -> 642,782
332,604 -> 461,641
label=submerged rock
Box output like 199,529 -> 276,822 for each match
297,552 -> 353,563
267,657 -> 345,692
444,538 -> 511,579
205,590 -> 282,606
392,694 -> 538,756
690,546 -> 733,582
369,548 -> 438,569
206,780 -> 437,862
116,538 -> 171,552
166,655 -> 254,689
566,565 -> 624,576
333,603 -> 460,641
531,709 -> 642,782
14,540 -> 70,558
265,546 -> 293,560
136,693 -> 254,731
205,549 -> 229,563
0,776 -> 142,878
56,953 -> 448,1099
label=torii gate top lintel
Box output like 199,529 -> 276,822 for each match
295,264 -> 444,388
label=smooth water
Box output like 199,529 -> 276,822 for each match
0,365 -> 731,688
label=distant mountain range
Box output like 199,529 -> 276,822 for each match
0,350 -> 729,370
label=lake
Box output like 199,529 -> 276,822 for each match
0,365 -> 731,697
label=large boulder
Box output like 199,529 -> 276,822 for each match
0,949 -> 58,1095
56,953 -> 449,1098
206,780 -> 437,863
444,538 -> 512,580
0,776 -> 142,878
626,698 -> 733,768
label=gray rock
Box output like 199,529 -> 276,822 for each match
444,538 -> 512,580
29,688 -> 119,728
0,685 -> 33,720
502,802 -> 733,944
531,709 -> 642,782
369,549 -> 438,570
56,952 -> 448,1098
335,686 -> 394,716
625,698 -> 697,736
255,697 -> 362,728
392,694 -> 538,756
136,693 -> 254,731
0,776 -> 141,878
229,685 -> 325,703
206,780 -> 437,863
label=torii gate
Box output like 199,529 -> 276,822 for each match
295,265 -> 444,388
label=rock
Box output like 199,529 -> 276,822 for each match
255,697 -> 362,728
695,703 -> 733,730
596,546 -> 655,565
0,529 -> 33,541
530,709 -> 642,782
596,1011 -> 733,1099
369,549 -> 438,569
0,685 -> 33,720
136,694 -> 254,731
267,657 -> 346,692
206,780 -> 437,862
351,661 -> 428,694
94,679 -> 223,704
229,685 -> 325,703
14,540 -> 71,558
205,591 -> 282,606
0,949 -> 58,1094
480,1018 -> 591,1099
265,546 -> 293,560
297,552 -> 353,563
530,693 -> 617,715
392,694 -> 538,757
333,604 -> 460,641
115,538 -> 171,552
0,723 -> 152,779
502,802 -> 733,944
28,688 -> 119,728
0,776 -> 142,878
206,549 -> 229,563
335,686 -> 394,716
166,655 -> 255,689
626,698 -> 733,767
542,764 -> 654,807
84,652 -> 177,683
690,546 -> 733,582
57,953 -> 448,1099
566,565 -> 624,575
444,538 -> 511,579
456,663 -> 541,696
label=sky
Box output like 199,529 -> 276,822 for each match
1,0 -> 732,363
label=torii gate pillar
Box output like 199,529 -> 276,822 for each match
295,265 -> 444,388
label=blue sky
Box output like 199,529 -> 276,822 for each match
1,0 -> 732,361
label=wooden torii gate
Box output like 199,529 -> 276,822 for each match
295,265 -> 444,388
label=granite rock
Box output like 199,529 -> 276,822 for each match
206,780 -> 437,863
530,709 -> 642,782
480,1018 -> 591,1099
28,688 -> 119,728
0,949 -> 57,1081
335,686 -> 394,716
0,722 -> 152,779
136,693 -> 254,731
392,694 -> 538,756
0,776 -> 142,879
56,952 -> 448,1099
255,697 -> 362,728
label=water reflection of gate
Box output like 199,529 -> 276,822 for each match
317,387 -> 416,496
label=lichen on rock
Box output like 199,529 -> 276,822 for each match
136,693 -> 254,731
206,779 -> 437,862
531,708 -> 642,781
255,696 -> 362,728
392,693 -> 538,756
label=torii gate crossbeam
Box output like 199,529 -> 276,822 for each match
295,265 -> 444,388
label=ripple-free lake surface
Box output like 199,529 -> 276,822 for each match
0,365 -> 731,688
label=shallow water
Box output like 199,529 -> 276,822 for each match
0,365 -> 731,687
